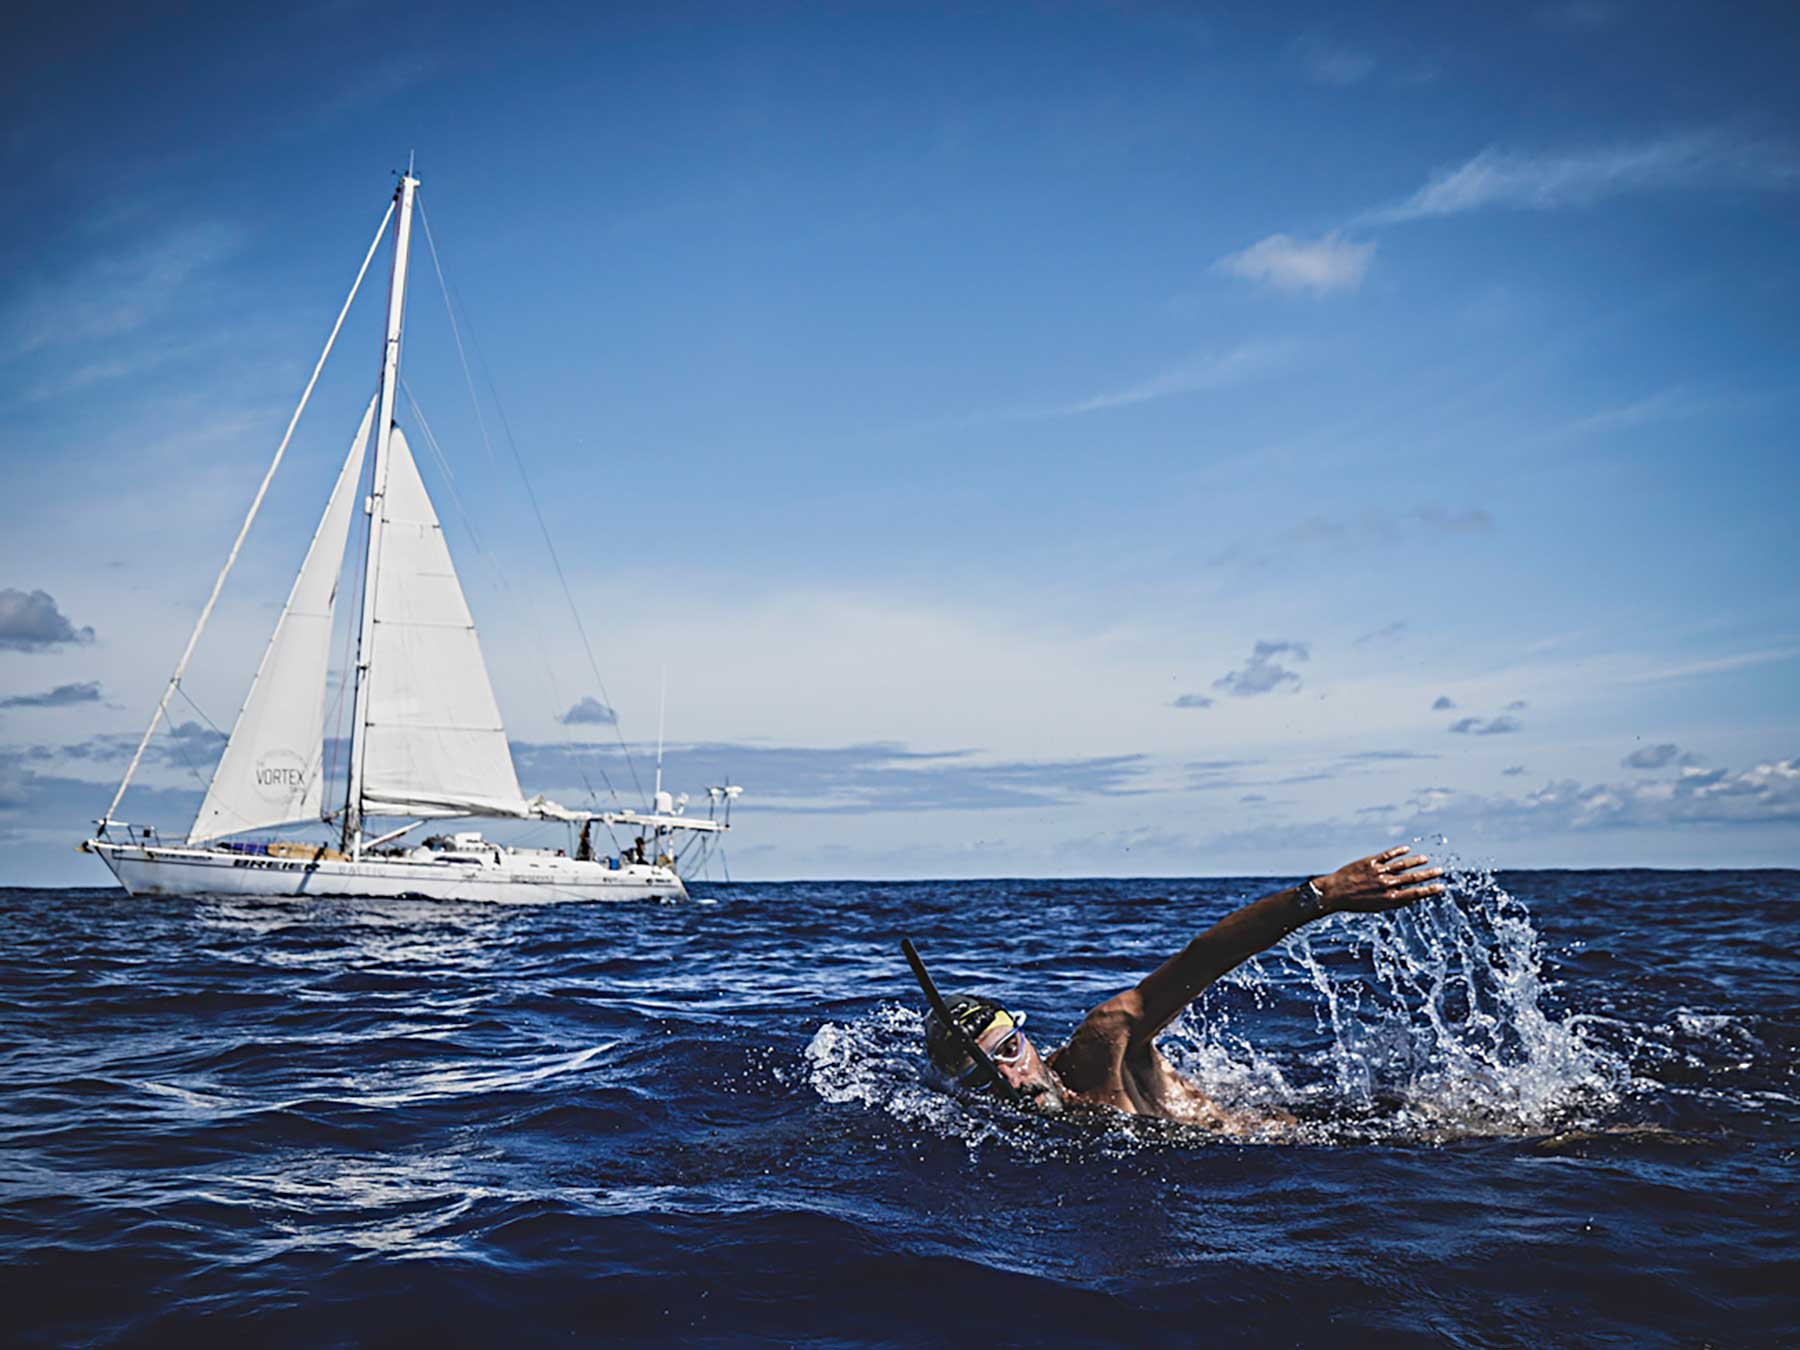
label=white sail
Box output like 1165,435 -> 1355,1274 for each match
356,425 -> 531,818
189,396 -> 376,844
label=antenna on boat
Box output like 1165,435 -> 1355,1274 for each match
654,664 -> 667,806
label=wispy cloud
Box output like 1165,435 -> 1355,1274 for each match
1170,693 -> 1214,709
1621,646 -> 1800,685
1214,231 -> 1375,296
1545,384 -> 1768,442
313,53 -> 446,125
1046,343 -> 1291,416
1363,131 -> 1800,225
1449,715 -> 1521,735
0,221 -> 243,361
1291,33 -> 1376,87
1207,506 -> 1492,570
510,739 -> 1153,814
0,681 -> 101,710
1353,621 -> 1407,647
29,720 -> 223,768
8,337 -> 216,406
912,343 -> 1293,432
1535,2 -> 1624,33
1187,758 -> 1267,790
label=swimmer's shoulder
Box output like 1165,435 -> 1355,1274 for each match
1049,991 -> 1152,1093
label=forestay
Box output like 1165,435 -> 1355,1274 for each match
189,397 -> 376,844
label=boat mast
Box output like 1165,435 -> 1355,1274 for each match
342,167 -> 420,857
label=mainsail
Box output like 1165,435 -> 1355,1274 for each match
189,397 -> 376,844
355,425 -> 533,819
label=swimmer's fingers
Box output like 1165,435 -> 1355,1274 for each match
1386,878 -> 1447,906
1381,864 -> 1447,906
1333,863 -> 1447,911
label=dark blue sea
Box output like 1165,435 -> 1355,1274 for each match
2,866 -> 1795,1346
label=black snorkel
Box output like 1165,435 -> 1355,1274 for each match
900,937 -> 1023,1105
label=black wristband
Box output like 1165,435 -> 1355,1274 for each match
1293,877 -> 1327,919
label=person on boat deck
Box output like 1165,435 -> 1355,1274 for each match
919,846 -> 1446,1129
630,835 -> 648,865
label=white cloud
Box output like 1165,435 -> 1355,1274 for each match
1365,132 -> 1800,224
1214,231 -> 1375,296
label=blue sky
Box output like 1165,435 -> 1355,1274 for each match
3,1 -> 1798,884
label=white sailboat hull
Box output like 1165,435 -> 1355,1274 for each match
88,840 -> 687,904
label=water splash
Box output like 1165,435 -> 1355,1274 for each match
1170,859 -> 1632,1140
810,859 -> 1635,1146
805,1005 -> 1032,1150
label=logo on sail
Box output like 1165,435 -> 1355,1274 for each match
252,748 -> 310,803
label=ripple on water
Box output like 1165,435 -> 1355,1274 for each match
0,869 -> 1795,1345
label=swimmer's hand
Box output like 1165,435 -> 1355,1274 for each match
1315,846 -> 1447,914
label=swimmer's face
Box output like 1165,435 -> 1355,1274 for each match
959,1019 -> 1065,1116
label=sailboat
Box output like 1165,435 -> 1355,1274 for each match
83,168 -> 735,902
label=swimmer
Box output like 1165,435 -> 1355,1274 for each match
905,846 -> 1446,1128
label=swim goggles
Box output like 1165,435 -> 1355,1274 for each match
953,1010 -> 1027,1089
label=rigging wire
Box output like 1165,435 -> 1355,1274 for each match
103,195 -> 398,825
415,194 -> 645,807
173,684 -> 225,739
158,690 -> 219,796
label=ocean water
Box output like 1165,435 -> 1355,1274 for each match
1,866 -> 1794,1346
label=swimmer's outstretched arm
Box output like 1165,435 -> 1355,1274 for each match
1123,847 -> 1447,1041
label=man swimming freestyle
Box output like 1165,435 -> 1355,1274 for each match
908,846 -> 1447,1128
